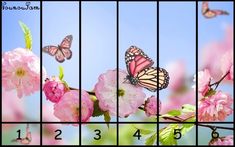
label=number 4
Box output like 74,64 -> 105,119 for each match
133,129 -> 142,140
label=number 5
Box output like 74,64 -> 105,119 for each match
174,129 -> 181,140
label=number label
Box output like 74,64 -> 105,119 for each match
133,129 -> 142,140
211,130 -> 219,139
94,129 -> 101,140
174,129 -> 182,140
16,129 -> 21,139
54,129 -> 62,140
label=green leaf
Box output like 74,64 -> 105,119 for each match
181,124 -> 194,136
145,133 -> 157,145
92,100 -> 105,117
58,66 -> 64,80
166,110 -> 181,117
184,116 -> 196,122
62,80 -> 69,90
181,104 -> 195,113
205,89 -> 216,97
19,21 -> 32,50
159,124 -> 178,145
104,111 -> 111,128
132,125 -> 154,135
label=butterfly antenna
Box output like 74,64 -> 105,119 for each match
224,11 -> 229,15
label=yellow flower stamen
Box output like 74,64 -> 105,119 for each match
16,68 -> 26,77
118,89 -> 125,97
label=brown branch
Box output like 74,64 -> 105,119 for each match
210,71 -> 230,90
69,87 -> 96,96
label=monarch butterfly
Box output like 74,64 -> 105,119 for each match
125,46 -> 169,92
43,35 -> 73,63
202,1 -> 229,19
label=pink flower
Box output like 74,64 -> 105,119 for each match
198,91 -> 233,122
166,61 -> 185,91
202,25 -> 233,80
2,89 -> 24,122
53,90 -> 93,124
209,135 -> 233,145
144,96 -> 161,117
2,48 -> 46,98
43,77 -> 66,103
94,69 -> 146,118
194,69 -> 211,96
221,49 -> 233,80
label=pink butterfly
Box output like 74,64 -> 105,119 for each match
43,35 -> 73,63
125,46 -> 169,92
202,1 -> 229,19
12,124 -> 32,145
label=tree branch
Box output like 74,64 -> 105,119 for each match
69,87 -> 96,96
210,71 -> 230,90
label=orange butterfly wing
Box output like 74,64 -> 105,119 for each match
137,67 -> 169,92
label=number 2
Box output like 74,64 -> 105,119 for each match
54,129 -> 62,140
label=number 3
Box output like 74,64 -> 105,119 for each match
94,129 -> 101,140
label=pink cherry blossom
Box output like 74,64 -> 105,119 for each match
198,91 -> 233,122
94,69 -> 146,118
221,49 -> 233,80
202,25 -> 233,80
144,96 -> 161,117
53,90 -> 93,124
43,77 -> 66,103
166,61 -> 185,91
2,48 -> 46,98
209,135 -> 233,145
2,89 -> 24,122
193,69 -> 211,96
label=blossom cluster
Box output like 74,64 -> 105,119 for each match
196,68 -> 233,122
2,48 -> 45,98
43,78 -> 94,123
